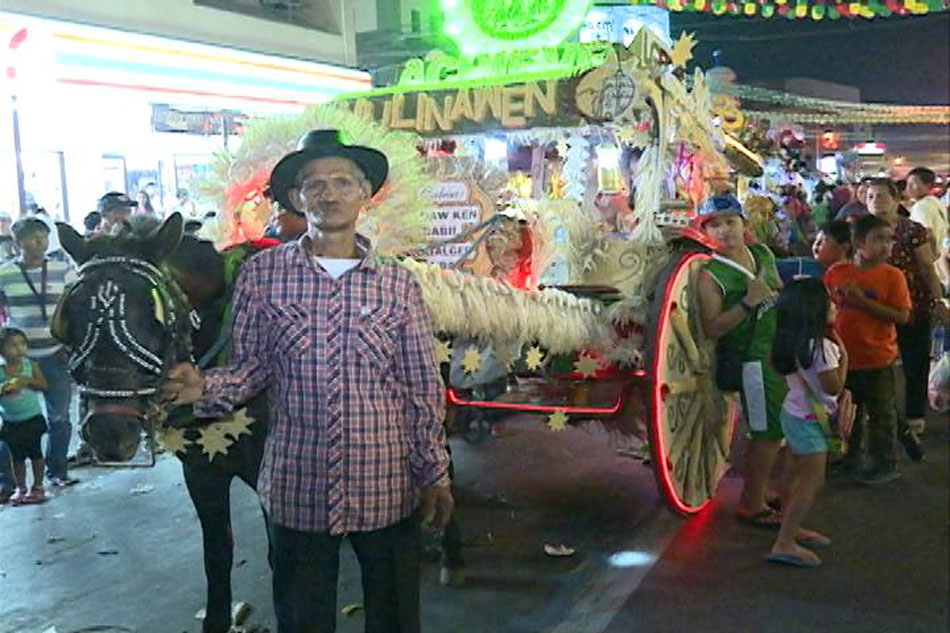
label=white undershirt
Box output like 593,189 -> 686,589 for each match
315,257 -> 360,280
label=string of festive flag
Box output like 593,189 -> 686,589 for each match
744,109 -> 950,124
628,0 -> 949,19
719,84 -> 950,117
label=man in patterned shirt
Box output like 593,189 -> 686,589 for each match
163,130 -> 453,633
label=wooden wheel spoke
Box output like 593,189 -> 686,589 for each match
666,390 -> 703,465
670,307 -> 701,372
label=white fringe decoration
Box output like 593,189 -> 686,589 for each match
400,259 -> 605,354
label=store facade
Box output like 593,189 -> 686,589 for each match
0,10 -> 371,227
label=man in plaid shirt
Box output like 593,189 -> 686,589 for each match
164,130 -> 453,633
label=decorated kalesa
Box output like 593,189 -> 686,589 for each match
3,1 -> 947,631
180,26 -> 762,516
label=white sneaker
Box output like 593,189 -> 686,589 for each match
907,418 -> 926,435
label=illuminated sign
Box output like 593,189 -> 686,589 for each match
392,42 -> 612,93
151,104 -> 247,135
338,39 -> 666,136
441,0 -> 594,55
342,80 -> 571,135
0,10 -> 371,108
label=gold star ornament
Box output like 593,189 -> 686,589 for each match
196,423 -> 235,461
547,409 -> 568,432
670,32 -> 697,68
573,354 -> 601,378
524,345 -> 546,371
461,345 -> 483,375
156,427 -> 189,455
218,408 -> 254,439
435,338 -> 452,365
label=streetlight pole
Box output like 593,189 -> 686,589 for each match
11,93 -> 27,214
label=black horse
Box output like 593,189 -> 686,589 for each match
53,214 -> 269,633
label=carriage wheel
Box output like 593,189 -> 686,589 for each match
645,249 -> 737,515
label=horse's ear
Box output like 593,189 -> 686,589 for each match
150,213 -> 184,261
57,222 -> 88,264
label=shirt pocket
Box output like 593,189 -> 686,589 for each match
267,303 -> 312,356
355,303 -> 407,369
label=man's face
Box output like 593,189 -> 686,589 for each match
103,206 -> 133,230
291,157 -> 371,233
17,229 -> 49,258
866,185 -> 898,218
906,175 -> 931,200
857,226 -> 893,263
812,230 -> 847,267
702,213 -> 745,251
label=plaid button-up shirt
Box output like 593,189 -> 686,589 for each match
196,237 -> 449,534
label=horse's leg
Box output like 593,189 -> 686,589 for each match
235,418 -> 273,574
440,444 -> 465,586
182,455 -> 235,633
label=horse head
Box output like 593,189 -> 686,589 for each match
53,214 -> 193,462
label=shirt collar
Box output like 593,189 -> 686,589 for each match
294,233 -> 379,273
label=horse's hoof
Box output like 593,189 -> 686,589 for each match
440,566 -> 466,587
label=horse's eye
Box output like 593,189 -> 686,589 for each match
150,288 -> 166,325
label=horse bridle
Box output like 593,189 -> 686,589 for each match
63,255 -> 190,399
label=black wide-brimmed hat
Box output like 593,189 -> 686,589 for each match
266,129 -> 389,213
97,192 -> 138,214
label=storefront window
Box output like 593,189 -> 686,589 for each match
101,155 -> 128,195
19,151 -> 68,222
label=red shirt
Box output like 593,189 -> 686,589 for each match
825,261 -> 911,370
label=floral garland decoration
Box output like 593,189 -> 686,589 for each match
199,104 -> 434,255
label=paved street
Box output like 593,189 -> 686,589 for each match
1,413 -> 946,633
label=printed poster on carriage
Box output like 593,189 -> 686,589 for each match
422,179 -> 493,274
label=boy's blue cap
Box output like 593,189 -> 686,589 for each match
697,193 -> 746,221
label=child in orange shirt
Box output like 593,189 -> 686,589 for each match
824,215 -> 911,484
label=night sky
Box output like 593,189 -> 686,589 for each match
671,11 -> 950,105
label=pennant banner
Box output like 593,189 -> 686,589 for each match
628,0 -> 949,20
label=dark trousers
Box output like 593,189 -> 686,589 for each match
846,365 -> 898,468
440,443 -> 464,570
268,514 -> 421,633
897,316 -> 932,419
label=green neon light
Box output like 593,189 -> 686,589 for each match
333,42 -> 611,101
334,68 -> 571,101
440,0 -> 594,55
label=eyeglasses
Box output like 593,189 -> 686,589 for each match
297,174 -> 365,199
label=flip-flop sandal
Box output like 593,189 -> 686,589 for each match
736,507 -> 783,530
764,552 -> 821,568
796,532 -> 832,549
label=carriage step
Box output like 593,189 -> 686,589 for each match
447,377 -> 629,415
